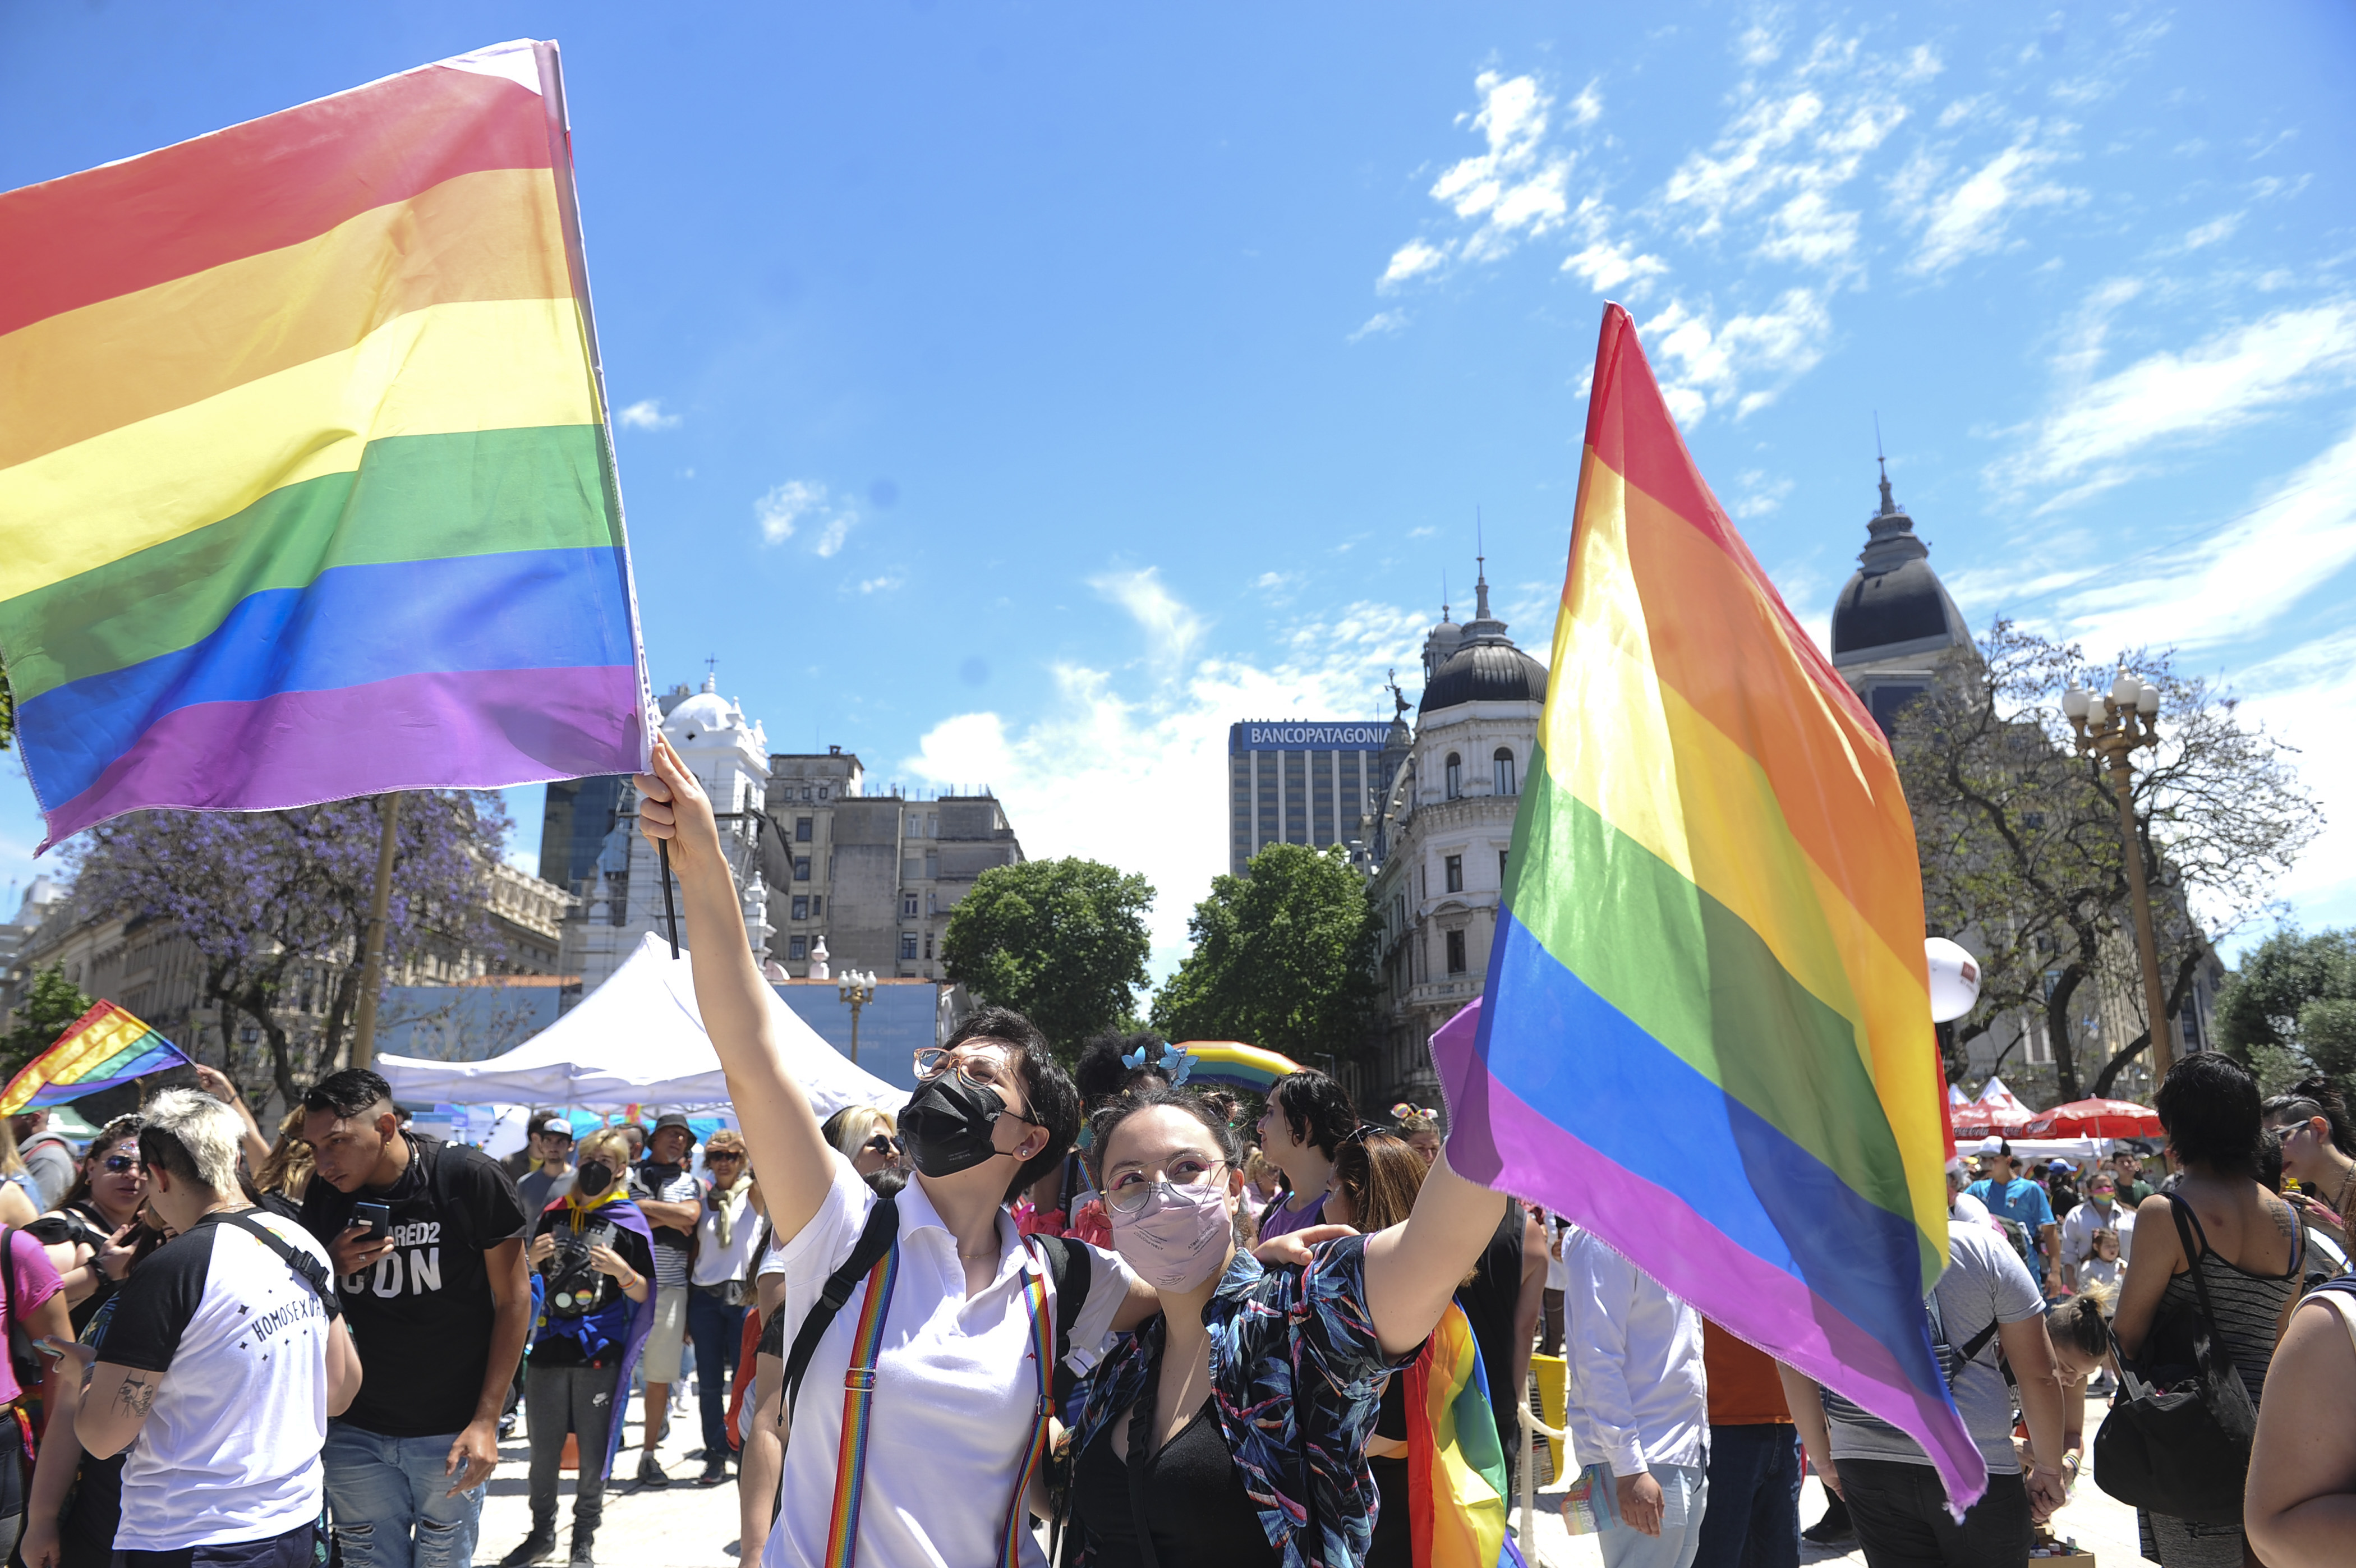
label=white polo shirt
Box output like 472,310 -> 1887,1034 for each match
761,1155 -> 1134,1568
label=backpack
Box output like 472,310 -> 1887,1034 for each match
1819,1275 -> 2001,1442
2092,1195 -> 2266,1525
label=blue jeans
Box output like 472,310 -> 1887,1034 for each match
1694,1426 -> 1801,1568
685,1286 -> 748,1455
321,1421 -> 484,1568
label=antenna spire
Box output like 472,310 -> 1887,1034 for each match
1873,415 -> 1896,516
1441,569 -> 1451,622
1473,507 -> 1492,622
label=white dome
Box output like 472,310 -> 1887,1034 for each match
663,691 -> 737,744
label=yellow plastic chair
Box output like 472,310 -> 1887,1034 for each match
1530,1353 -> 1567,1478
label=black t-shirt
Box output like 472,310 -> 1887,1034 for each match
300,1133 -> 526,1437
1452,1200 -> 1527,1463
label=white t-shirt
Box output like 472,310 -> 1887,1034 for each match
692,1183 -> 765,1287
101,1208 -> 339,1550
762,1156 -> 1136,1568
1950,1189 -> 1992,1225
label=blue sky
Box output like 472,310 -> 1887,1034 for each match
4,2 -> 2353,979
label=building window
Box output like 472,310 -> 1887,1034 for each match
789,936 -> 808,960
1493,747 -> 1516,796
903,893 -> 919,918
1444,854 -> 1463,893
924,932 -> 935,959
792,895 -> 809,920
794,857 -> 811,881
900,932 -> 919,960
1444,752 -> 1462,799
796,816 -> 813,842
1499,849 -> 1509,883
811,895 -> 823,917
927,891 -> 938,915
817,785 -> 829,799
1446,930 -> 1467,974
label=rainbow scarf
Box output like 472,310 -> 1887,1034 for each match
1404,1302 -> 1524,1568
0,39 -> 647,850
0,1001 -> 188,1118
1429,303 -> 1980,1507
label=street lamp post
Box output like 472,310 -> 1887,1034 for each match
2062,673 -> 2174,1079
838,968 -> 877,1064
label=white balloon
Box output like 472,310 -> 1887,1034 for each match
1926,937 -> 1982,1023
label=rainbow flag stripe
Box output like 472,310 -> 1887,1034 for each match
1430,304 -> 1978,1506
1405,1302 -> 1521,1568
1167,1040 -> 1301,1093
0,40 -> 647,850
0,1001 -> 190,1118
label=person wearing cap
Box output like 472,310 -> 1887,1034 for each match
1947,1158 -> 1992,1225
518,1118 -> 577,1220
628,1112 -> 703,1487
1964,1139 -> 2061,1298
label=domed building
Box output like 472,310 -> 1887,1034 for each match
1830,459 -> 1976,733
1357,562 -> 1547,1108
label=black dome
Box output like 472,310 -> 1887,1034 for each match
1830,558 -> 1963,657
1420,641 -> 1548,715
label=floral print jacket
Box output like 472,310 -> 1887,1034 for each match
1068,1235 -> 1407,1567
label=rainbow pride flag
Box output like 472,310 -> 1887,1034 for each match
0,40 -> 647,851
1429,304 -> 1977,1505
1165,1040 -> 1302,1093
1404,1302 -> 1522,1568
0,1001 -> 190,1118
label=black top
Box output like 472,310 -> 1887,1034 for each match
526,1204 -> 655,1367
299,1133 -> 527,1436
1452,1201 -> 1526,1461
1072,1398 -> 1281,1568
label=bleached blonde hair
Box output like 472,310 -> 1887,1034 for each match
140,1088 -> 245,1193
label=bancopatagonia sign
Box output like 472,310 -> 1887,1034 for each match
1230,721 -> 1391,752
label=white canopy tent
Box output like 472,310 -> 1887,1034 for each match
377,933 -> 905,1115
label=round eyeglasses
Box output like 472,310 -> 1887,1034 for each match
1102,1158 -> 1230,1217
912,1048 -> 1039,1124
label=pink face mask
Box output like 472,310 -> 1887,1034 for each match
1108,1179 -> 1234,1293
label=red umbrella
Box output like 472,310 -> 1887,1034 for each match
2024,1098 -> 2162,1139
1951,1101 -> 2036,1137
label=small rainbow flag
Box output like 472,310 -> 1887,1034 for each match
1165,1040 -> 1301,1094
1430,304 -> 1977,1505
0,39 -> 647,851
1404,1301 -> 1522,1568
0,1001 -> 190,1118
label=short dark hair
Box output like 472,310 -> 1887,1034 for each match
1073,1032 -> 1169,1106
1086,1086 -> 1243,1188
2155,1052 -> 2263,1178
304,1068 -> 393,1120
942,1005 -> 1080,1203
2258,1127 -> 2285,1193
1269,1069 -> 1359,1158
2263,1076 -> 2356,1157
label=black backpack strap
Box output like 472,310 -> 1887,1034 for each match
218,1211 -> 340,1315
1954,1316 -> 2001,1367
784,1193 -> 899,1422
1033,1233 -> 1091,1372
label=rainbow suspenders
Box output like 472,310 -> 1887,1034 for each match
821,1237 -> 1058,1568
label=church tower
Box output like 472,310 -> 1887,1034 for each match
1828,456 -> 1975,733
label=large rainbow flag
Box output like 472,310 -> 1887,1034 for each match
1404,1302 -> 1522,1568
0,39 -> 647,851
0,1001 -> 190,1118
1429,304 -> 1977,1504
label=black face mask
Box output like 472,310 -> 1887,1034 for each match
899,1074 -> 1021,1179
576,1161 -> 615,1196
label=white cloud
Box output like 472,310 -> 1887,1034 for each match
1562,198 -> 1671,296
1349,310 -> 1407,342
905,588 -> 1421,974
616,399 -> 682,430
1732,471 -> 1796,518
1252,571 -> 1300,592
1640,288 -> 1832,424
1379,240 -> 1448,291
2183,212 -> 2243,250
1089,567 -> 1207,674
2041,419 -> 2356,654
2235,627 -> 2356,922
1379,70 -> 1577,291
2013,297 -> 2356,499
1567,80 -> 1603,126
855,575 -> 903,594
756,480 -> 859,553
1902,134 -> 2078,275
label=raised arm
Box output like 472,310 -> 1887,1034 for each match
636,736 -> 837,1244
1362,1147 -> 1506,1358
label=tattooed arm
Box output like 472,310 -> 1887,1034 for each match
75,1363 -> 162,1459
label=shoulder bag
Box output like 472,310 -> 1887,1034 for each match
2092,1194 -> 2259,1525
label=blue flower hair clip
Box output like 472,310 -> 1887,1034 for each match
1161,1047 -> 1197,1087
1121,1045 -> 1151,1071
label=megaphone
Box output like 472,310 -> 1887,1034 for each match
1926,937 -> 1981,1023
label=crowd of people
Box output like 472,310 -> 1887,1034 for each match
0,728 -> 2349,1568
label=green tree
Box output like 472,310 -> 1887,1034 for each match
940,857 -> 1154,1057
1150,843 -> 1381,1067
1,964 -> 96,1078
2215,927 -> 2356,1057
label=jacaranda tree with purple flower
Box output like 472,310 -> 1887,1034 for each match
65,791 -> 512,1105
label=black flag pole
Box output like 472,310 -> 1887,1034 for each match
659,840 -> 681,958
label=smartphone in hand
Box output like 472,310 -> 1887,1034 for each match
351,1201 -> 392,1239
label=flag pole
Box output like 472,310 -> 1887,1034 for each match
659,840 -> 681,959
349,791 -> 404,1069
